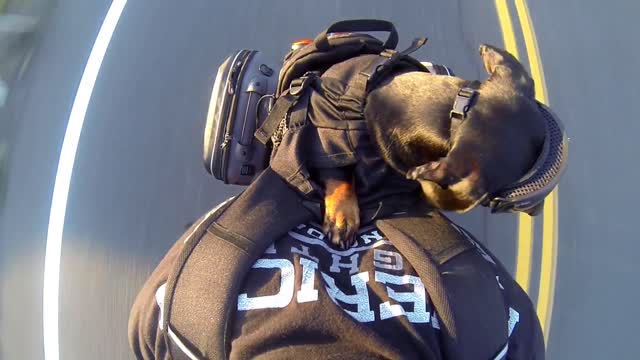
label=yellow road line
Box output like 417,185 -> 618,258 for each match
515,0 -> 548,103
515,214 -> 533,292
495,0 -> 533,295
537,189 -> 558,343
495,0 -> 520,59
514,0 -> 557,345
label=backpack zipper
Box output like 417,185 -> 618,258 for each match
215,50 -> 255,182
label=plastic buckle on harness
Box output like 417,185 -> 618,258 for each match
289,72 -> 317,97
449,86 -> 478,120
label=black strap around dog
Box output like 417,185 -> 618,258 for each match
365,37 -> 430,91
449,80 -> 481,121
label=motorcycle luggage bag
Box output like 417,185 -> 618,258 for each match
203,49 -> 279,185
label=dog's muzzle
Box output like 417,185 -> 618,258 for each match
485,102 -> 569,216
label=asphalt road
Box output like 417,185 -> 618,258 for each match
0,0 -> 637,359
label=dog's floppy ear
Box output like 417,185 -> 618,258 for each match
479,43 -> 535,98
406,160 -> 459,188
406,157 -> 487,212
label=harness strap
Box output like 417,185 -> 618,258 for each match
254,72 -> 318,145
254,91 -> 295,145
287,90 -> 311,129
380,37 -> 428,59
357,37 -> 430,92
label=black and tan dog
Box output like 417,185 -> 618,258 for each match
319,44 -> 546,249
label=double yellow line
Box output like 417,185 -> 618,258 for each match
495,0 -> 558,345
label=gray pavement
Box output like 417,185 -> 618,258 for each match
0,0 -> 636,359
529,1 -> 640,358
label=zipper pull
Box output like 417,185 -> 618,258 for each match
220,135 -> 232,149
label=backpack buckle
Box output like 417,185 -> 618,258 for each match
289,72 -> 317,96
449,83 -> 480,120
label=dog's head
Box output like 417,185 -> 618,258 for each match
365,44 -> 546,212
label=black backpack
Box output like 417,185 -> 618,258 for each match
254,19 -> 432,147
256,20 -> 448,199
161,170 -> 511,360
162,20 -> 510,360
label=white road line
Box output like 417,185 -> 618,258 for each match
43,1 -> 128,359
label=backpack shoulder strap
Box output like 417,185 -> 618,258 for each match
376,206 -> 509,360
162,167 -> 315,359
